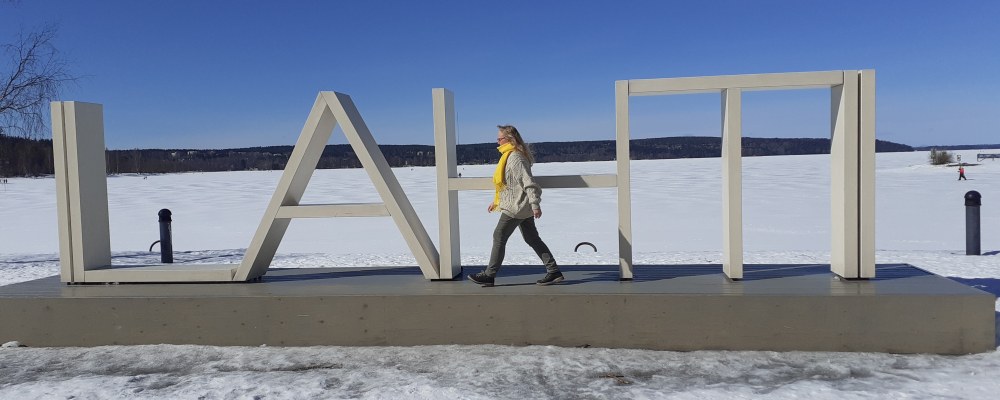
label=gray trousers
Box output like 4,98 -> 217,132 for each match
484,213 -> 559,276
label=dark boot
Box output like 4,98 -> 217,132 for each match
536,271 -> 564,286
468,272 -> 495,287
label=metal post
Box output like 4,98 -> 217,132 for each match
965,191 -> 981,256
158,209 -> 173,263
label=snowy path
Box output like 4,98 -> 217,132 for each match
2,343 -> 1000,399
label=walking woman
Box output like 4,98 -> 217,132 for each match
468,125 -> 563,287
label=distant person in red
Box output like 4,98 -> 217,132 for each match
958,166 -> 967,180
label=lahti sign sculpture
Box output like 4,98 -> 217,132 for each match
51,70 -> 875,284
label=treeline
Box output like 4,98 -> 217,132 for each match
913,144 -> 1000,151
0,134 -> 913,177
0,135 -> 56,177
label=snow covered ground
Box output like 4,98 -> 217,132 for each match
1,150 -> 999,398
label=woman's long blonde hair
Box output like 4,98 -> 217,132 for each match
497,125 -> 534,164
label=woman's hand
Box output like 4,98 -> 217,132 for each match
533,208 -> 542,219
488,203 -> 496,212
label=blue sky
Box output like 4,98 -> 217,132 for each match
2,1 -> 997,149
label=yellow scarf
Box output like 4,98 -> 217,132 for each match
493,143 -> 516,208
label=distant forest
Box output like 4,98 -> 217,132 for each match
0,134 -> 913,177
913,144 -> 1000,151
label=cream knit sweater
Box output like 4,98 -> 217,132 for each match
498,151 -> 542,219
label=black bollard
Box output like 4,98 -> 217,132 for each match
965,191 -> 981,256
158,209 -> 174,263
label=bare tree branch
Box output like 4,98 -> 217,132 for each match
0,24 -> 77,138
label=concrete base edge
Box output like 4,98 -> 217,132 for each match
0,293 -> 994,354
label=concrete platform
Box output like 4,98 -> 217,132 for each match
0,264 -> 994,354
81,263 -> 238,282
